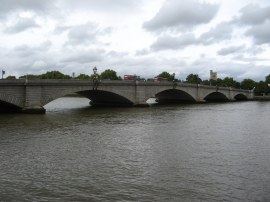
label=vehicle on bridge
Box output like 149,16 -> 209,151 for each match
124,75 -> 140,81
154,77 -> 168,82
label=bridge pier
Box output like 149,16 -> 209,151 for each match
133,103 -> 149,107
22,106 -> 46,114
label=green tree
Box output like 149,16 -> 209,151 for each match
221,77 -> 240,88
100,69 -> 121,80
157,72 -> 175,81
241,78 -> 256,90
6,76 -> 16,79
19,74 -> 40,79
255,81 -> 268,95
202,80 -> 210,85
186,74 -> 202,84
40,71 -> 72,79
75,74 -> 91,80
265,74 -> 270,84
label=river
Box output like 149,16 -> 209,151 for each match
0,98 -> 270,201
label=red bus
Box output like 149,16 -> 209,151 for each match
124,75 -> 140,81
154,77 -> 168,82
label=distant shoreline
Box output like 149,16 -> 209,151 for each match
254,96 -> 270,101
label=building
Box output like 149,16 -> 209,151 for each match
210,70 -> 217,81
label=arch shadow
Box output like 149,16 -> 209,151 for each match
155,89 -> 196,104
0,100 -> 22,113
204,92 -> 229,102
77,90 -> 134,107
234,94 -> 248,101
0,94 -> 23,113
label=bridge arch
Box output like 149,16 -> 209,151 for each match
41,87 -> 135,107
0,93 -> 23,112
0,93 -> 23,108
204,92 -> 229,102
77,90 -> 134,106
234,93 -> 248,101
155,89 -> 196,104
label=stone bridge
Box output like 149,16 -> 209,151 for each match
0,79 -> 254,113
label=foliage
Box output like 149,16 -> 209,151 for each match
186,74 -> 202,84
6,76 -> 16,80
19,74 -> 40,79
255,81 -> 269,95
201,80 -> 210,85
265,74 -> 270,84
19,71 -> 72,79
157,72 -> 175,81
240,79 -> 256,90
221,77 -> 240,88
40,71 -> 72,79
100,69 -> 122,80
75,74 -> 91,80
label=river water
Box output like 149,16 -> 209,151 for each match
0,98 -> 270,202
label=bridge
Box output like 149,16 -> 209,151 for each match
0,79 -> 254,113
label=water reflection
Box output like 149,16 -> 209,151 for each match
0,98 -> 270,201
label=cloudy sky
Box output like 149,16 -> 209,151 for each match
0,0 -> 269,81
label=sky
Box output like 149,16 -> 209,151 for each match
0,0 -> 269,81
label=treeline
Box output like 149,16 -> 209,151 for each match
4,69 -> 270,94
157,71 -> 270,95
15,69 -> 121,80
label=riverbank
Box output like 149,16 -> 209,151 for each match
254,96 -> 270,101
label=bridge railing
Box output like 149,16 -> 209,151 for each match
0,79 -> 251,93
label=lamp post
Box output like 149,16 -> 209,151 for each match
1,70 -> 5,79
93,66 -> 97,77
172,73 -> 176,89
93,66 -> 98,90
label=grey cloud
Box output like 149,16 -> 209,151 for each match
59,0 -> 141,13
11,41 -> 52,57
65,23 -> 111,46
135,49 -> 150,56
61,49 -> 106,64
2,42 -> 55,76
53,25 -> 72,34
4,17 -> 39,34
0,0 -> 54,16
238,4 -> 270,25
151,33 -> 197,51
148,22 -> 234,51
107,51 -> 129,58
245,21 -> 270,45
217,45 -> 245,56
143,0 -> 219,32
199,22 -> 234,45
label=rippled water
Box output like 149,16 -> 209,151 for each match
0,98 -> 270,202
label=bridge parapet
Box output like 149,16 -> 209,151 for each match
0,79 -> 254,113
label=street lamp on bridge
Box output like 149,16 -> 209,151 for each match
93,66 -> 98,90
93,66 -> 97,76
1,70 -> 5,79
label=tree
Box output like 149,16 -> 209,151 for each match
255,81 -> 268,95
241,78 -> 256,90
157,72 -> 175,81
19,74 -> 40,79
221,77 -> 240,88
202,80 -> 210,85
186,74 -> 202,84
75,74 -> 90,80
265,74 -> 270,84
40,71 -> 72,79
6,76 -> 16,79
100,69 -> 121,80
